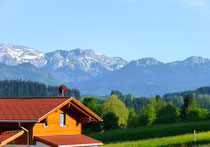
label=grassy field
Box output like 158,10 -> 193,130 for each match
89,120 -> 210,144
104,131 -> 210,147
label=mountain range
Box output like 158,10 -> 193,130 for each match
1,44 -> 210,96
0,63 -> 61,86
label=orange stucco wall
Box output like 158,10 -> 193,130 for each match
32,109 -> 81,136
3,107 -> 82,145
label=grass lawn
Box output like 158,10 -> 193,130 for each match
104,130 -> 210,147
89,120 -> 210,144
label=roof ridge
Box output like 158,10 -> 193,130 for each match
36,134 -> 81,137
0,96 -> 70,99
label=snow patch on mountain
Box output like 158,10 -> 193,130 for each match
128,58 -> 163,68
44,49 -> 128,72
168,56 -> 210,66
0,44 -> 46,67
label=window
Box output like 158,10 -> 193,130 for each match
44,118 -> 48,127
60,113 -> 66,126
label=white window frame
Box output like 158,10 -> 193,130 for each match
60,113 -> 66,126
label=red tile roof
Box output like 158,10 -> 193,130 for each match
35,134 -> 103,147
0,97 -> 69,121
0,128 -> 24,145
0,97 -> 102,122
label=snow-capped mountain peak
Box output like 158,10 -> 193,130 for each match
44,48 -> 128,71
168,56 -> 210,66
184,56 -> 210,64
129,58 -> 163,67
41,48 -> 128,83
0,44 -> 46,67
0,44 -> 129,83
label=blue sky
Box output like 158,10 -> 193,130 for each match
0,0 -> 210,62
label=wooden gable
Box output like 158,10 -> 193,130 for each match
38,97 -> 102,122
0,97 -> 102,146
32,97 -> 102,143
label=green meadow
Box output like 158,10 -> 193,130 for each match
104,131 -> 210,147
89,120 -> 210,144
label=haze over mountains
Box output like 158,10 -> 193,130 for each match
1,44 -> 210,96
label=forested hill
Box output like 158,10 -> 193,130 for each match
163,86 -> 210,99
0,62 -> 61,86
163,86 -> 210,108
0,80 -> 80,100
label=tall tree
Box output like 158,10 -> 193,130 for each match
138,97 -> 166,126
82,97 -> 102,133
102,95 -> 129,126
155,102 -> 178,124
110,90 -> 125,101
138,103 -> 156,126
127,107 -> 138,128
102,112 -> 119,131
180,94 -> 192,120
186,95 -> 208,121
82,97 -> 101,116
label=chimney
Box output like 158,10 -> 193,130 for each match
58,85 -> 67,97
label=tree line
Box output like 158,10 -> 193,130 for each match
82,92 -> 210,134
164,86 -> 210,99
110,90 -> 148,114
0,80 -> 80,99
163,86 -> 210,109
111,89 -> 210,112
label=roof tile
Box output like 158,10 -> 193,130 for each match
0,128 -> 23,143
0,97 -> 69,121
35,134 -> 103,146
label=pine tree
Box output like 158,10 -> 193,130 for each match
180,94 -> 192,120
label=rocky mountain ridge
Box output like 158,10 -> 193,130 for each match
1,44 -> 210,96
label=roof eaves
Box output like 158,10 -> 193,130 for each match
38,97 -> 73,122
58,143 -> 104,147
70,98 -> 102,121
70,102 -> 98,121
0,130 -> 25,146
0,120 -> 38,123
37,97 -> 102,123
35,136 -> 58,147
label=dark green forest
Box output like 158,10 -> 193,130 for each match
0,80 -> 80,99
163,86 -> 210,109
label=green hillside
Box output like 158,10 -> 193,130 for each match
0,80 -> 80,99
0,63 -> 61,86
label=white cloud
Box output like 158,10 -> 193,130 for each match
184,0 -> 206,6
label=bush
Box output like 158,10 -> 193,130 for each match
186,108 -> 208,121
138,103 -> 156,126
102,112 -> 120,131
155,103 -> 178,124
127,108 -> 138,128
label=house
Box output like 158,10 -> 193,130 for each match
0,96 -> 103,147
